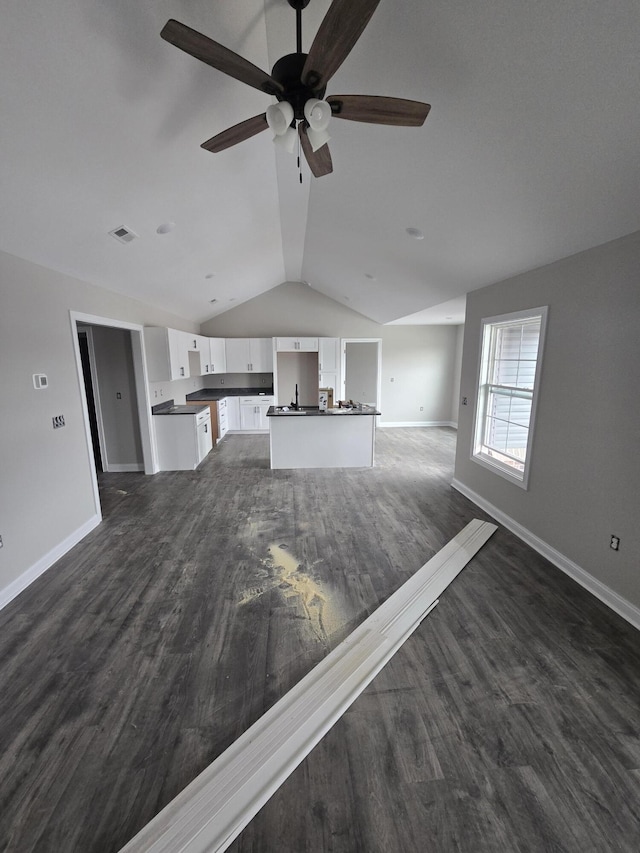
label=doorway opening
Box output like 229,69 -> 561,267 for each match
341,338 -> 382,411
70,311 -> 157,523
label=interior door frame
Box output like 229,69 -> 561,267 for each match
341,338 -> 382,414
70,311 -> 158,518
77,325 -> 109,471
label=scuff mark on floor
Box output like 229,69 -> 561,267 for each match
239,542 -> 334,642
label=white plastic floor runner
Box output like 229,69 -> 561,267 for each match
120,519 -> 497,853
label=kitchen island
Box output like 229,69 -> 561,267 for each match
267,405 -> 380,469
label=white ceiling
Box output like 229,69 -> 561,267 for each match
2,0 -> 639,326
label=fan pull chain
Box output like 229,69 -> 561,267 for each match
297,132 -> 302,184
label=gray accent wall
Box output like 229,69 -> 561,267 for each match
454,231 -> 640,610
0,249 -> 198,598
202,282 -> 460,426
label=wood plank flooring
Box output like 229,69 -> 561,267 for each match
0,428 -> 639,852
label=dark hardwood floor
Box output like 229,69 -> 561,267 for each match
1,428 -> 639,852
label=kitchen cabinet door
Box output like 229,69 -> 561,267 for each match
225,339 -> 251,372
250,338 -> 273,371
318,338 -> 340,372
239,396 -> 273,431
240,402 -> 260,430
208,338 -> 227,374
225,396 -> 240,430
186,334 -> 209,376
276,337 -> 318,352
319,371 -> 339,399
226,338 -> 273,372
145,327 -> 191,381
257,399 -> 273,430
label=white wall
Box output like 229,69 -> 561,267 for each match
450,325 -> 465,427
202,283 -> 459,426
0,249 -> 198,603
454,231 -> 640,613
345,342 -> 378,405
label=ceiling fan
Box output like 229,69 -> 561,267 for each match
160,0 -> 430,177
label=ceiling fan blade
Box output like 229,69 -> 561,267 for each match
161,20 -> 283,96
299,125 -> 333,178
328,95 -> 431,126
201,114 -> 268,153
302,0 -> 382,90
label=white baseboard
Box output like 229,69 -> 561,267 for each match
105,463 -> 144,473
378,421 -> 457,429
451,478 -> 640,631
0,514 -> 101,611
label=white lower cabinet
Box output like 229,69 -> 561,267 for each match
217,397 -> 228,439
226,396 -> 240,431
154,409 -> 212,471
238,396 -> 274,432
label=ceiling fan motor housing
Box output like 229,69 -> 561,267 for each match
271,53 -> 326,121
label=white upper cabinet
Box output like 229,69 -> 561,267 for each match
318,337 -> 341,399
206,337 -> 227,375
251,338 -> 273,371
186,334 -> 210,377
318,338 -> 340,371
144,327 -> 192,381
226,338 -> 273,373
276,337 -> 319,352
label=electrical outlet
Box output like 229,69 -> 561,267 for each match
52,414 -> 65,429
610,535 -> 620,551
462,397 -> 468,405
116,392 -> 121,399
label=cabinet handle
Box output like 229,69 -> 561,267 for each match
193,339 -> 197,349
180,366 -> 185,376
204,423 -> 208,433
205,365 -> 209,373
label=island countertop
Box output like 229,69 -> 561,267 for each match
267,405 -> 380,417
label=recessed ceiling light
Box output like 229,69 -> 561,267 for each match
205,273 -> 216,279
344,296 -> 351,301
156,222 -> 176,235
209,298 -> 217,304
364,273 -> 376,280
405,227 -> 424,240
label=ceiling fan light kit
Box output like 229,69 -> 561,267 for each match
266,101 -> 295,137
160,0 -> 431,177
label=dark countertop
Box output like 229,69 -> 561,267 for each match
152,400 -> 208,415
186,387 -> 274,402
267,405 -> 381,417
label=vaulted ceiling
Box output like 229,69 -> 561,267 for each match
2,1 -> 639,326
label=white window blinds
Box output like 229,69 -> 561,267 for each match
473,308 -> 548,488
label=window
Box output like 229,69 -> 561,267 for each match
472,306 -> 548,488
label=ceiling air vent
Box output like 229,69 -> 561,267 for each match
109,225 -> 138,244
